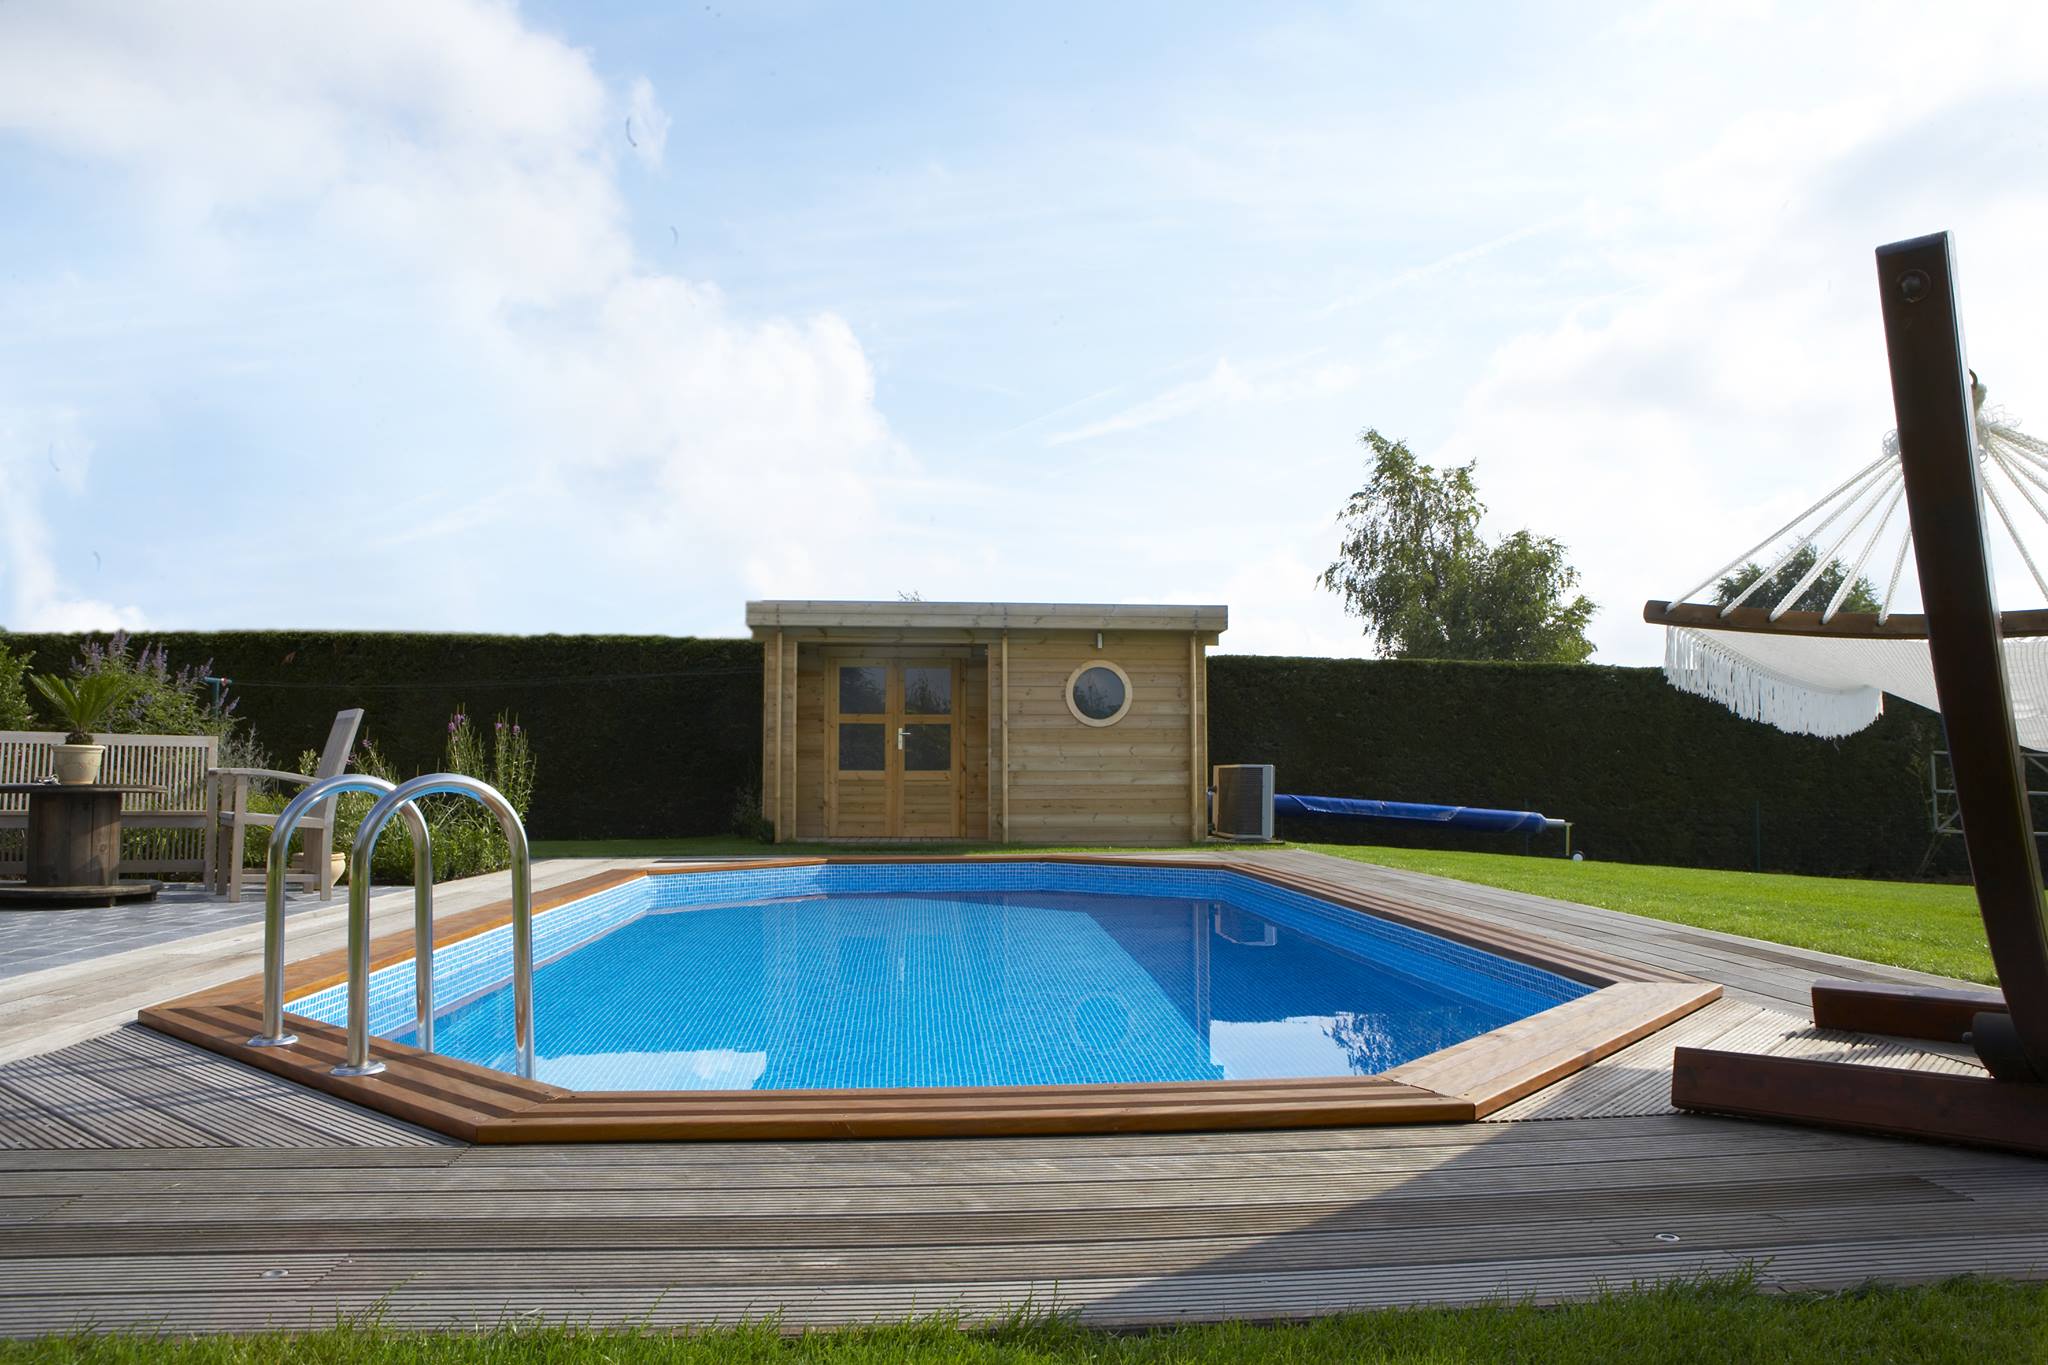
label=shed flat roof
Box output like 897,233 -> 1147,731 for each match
745,600 -> 1228,636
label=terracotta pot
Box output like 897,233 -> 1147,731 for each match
51,743 -> 105,785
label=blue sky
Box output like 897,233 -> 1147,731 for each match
3,1 -> 2046,660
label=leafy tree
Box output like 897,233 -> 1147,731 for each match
1714,543 -> 1880,615
1319,429 -> 1598,662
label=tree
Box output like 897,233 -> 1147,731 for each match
1714,543 -> 1880,615
1319,429 -> 1597,662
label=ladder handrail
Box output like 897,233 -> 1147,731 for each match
249,775 -> 433,1049
339,774 -> 533,1080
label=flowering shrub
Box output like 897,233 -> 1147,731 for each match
242,711 -> 536,886
57,632 -> 270,768
431,708 -> 537,881
70,632 -> 233,736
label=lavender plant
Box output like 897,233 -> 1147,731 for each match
67,632 -> 244,741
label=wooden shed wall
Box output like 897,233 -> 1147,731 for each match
1001,630 -> 1202,845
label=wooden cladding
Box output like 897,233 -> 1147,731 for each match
761,610 -> 1216,846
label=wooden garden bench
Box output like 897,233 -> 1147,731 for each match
0,731 -> 219,881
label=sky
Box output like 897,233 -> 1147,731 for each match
2,0 -> 2046,663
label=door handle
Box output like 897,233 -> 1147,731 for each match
896,728 -> 908,750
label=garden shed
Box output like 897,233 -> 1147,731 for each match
747,601 -> 1227,844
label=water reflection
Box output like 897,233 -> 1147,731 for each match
414,890 -> 1566,1090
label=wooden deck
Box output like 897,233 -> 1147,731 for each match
0,849 -> 2041,1335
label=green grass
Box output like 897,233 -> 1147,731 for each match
533,835 -> 1997,984
4,1277 -> 2043,1363
1305,843 -> 1995,985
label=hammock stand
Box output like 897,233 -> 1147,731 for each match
1650,233 -> 2047,1155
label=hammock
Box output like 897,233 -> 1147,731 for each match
1648,375 -> 2048,745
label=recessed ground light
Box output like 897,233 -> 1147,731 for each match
1655,1233 -> 1681,1243
261,1268 -> 290,1279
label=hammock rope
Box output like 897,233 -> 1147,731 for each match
1654,374 -> 2048,743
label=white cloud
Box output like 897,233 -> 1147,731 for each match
0,410 -> 147,630
626,77 -> 671,170
1430,31 -> 2048,664
0,0 -> 898,632
1049,357 -> 1362,446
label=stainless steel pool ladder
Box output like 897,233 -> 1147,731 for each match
246,772 -> 535,1083
248,775 -> 432,1051
337,774 -> 534,1080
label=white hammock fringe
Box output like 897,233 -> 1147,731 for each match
1663,628 -> 1883,739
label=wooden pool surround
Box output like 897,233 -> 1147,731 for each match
139,856 -> 1722,1143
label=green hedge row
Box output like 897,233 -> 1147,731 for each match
0,632 -> 762,841
3,631 -> 1959,876
1208,655 -> 1962,879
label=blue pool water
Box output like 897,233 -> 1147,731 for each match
291,863 -> 1592,1091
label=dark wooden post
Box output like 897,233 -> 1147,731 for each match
1877,231 -> 2048,1081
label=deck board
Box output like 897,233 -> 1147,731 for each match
0,849 -> 2040,1335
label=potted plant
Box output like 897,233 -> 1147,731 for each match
28,673 -> 139,784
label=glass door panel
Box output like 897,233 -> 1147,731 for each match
837,724 -> 885,771
902,666 -> 953,715
901,723 -> 953,771
838,666 -> 887,715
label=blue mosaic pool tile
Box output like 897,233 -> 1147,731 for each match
289,861 -> 1594,1089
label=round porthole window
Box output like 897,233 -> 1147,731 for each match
1065,661 -> 1133,727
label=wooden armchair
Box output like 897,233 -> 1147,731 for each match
207,708 -> 364,901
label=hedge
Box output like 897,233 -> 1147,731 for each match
1,631 -> 1962,877
1209,655 -> 1963,879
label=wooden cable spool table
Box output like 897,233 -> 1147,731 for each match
0,782 -> 165,908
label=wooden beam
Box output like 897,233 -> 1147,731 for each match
1642,599 -> 2048,639
772,630 -> 785,843
1673,1048 -> 2048,1157
761,632 -> 778,835
781,638 -> 798,841
746,601 -> 1229,635
1878,231 -> 2048,1081
999,633 -> 1011,845
1188,633 -> 1201,841
1810,979 -> 2009,1044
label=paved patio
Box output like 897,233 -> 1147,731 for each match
0,849 -> 2039,1335
0,883 -> 329,982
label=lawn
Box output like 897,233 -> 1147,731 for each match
532,836 -> 1996,984
1305,843 -> 1995,985
5,1277 -> 2042,1364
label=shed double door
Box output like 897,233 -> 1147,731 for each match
828,660 -> 962,839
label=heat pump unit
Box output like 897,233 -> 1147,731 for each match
1211,764 -> 1275,841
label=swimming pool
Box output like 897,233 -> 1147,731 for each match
286,862 -> 1592,1091
144,856 -> 1719,1142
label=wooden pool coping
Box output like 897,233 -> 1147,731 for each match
138,855 -> 1721,1143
